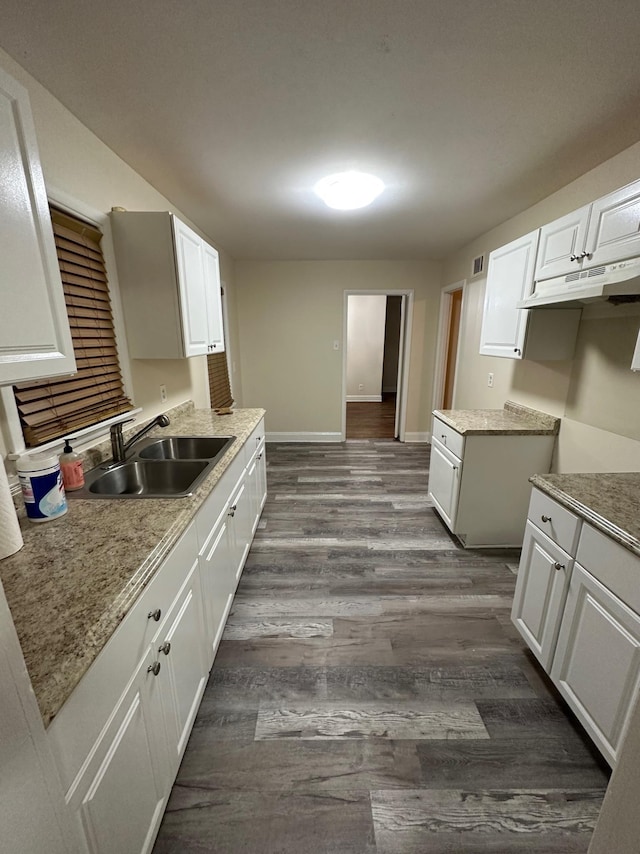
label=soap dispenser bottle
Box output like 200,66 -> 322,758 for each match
59,438 -> 85,491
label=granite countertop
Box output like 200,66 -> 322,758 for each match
530,472 -> 640,558
0,403 -> 265,726
434,400 -> 560,436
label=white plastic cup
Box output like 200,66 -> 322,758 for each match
16,454 -> 68,523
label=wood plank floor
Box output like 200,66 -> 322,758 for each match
346,394 -> 396,439
153,441 -> 609,853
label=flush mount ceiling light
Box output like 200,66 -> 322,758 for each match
314,171 -> 385,210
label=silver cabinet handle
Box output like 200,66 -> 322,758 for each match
147,661 -> 161,676
579,250 -> 591,260
513,348 -> 521,355
228,505 -> 236,517
541,515 -> 551,523
441,434 -> 447,445
570,253 -> 579,262
158,641 -> 171,656
452,465 -> 458,471
553,562 -> 565,571
148,609 -> 162,622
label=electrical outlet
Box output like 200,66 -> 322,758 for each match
160,384 -> 167,403
487,373 -> 494,388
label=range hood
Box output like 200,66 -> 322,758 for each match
518,257 -> 640,309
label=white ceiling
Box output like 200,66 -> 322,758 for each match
3,0 -> 640,260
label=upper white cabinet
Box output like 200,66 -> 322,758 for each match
479,230 -> 580,360
535,178 -> 640,281
0,68 -> 76,385
111,211 -> 225,359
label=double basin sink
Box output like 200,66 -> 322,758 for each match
69,436 -> 236,499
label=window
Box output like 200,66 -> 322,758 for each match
13,207 -> 133,447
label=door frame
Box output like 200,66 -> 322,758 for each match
341,289 -> 414,442
432,280 -> 466,414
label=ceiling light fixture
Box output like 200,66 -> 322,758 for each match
314,171 -> 385,210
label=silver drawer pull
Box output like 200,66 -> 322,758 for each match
553,562 -> 565,571
158,641 -> 171,656
541,515 -> 551,523
228,504 -> 237,517
148,608 -> 162,622
147,661 -> 161,676
441,434 -> 447,445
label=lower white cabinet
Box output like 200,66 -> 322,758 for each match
49,418 -> 267,853
511,521 -> 573,671
428,416 -> 555,547
513,487 -> 640,767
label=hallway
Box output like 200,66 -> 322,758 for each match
153,441 -> 608,853
346,393 -> 396,439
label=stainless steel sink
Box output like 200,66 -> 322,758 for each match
136,435 -> 235,461
71,459 -> 212,499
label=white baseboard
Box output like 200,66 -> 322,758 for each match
346,395 -> 383,403
404,431 -> 431,443
266,432 -> 343,443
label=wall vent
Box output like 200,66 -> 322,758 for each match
471,254 -> 485,277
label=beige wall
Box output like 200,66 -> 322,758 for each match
234,261 -> 443,437
0,48 -> 238,458
346,295 -> 387,398
442,140 -> 640,471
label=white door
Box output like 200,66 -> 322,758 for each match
535,205 -> 591,281
172,218 -> 208,357
0,68 -> 76,385
427,437 -> 461,531
479,229 -> 539,359
551,563 -> 640,766
511,521 -> 572,671
76,647 -> 168,854
200,516 -> 234,665
156,558 -> 208,772
202,242 -> 225,352
586,179 -> 640,267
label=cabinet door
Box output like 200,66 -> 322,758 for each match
479,230 -> 539,359
199,514 -> 235,667
202,242 -> 225,352
427,437 -> 461,531
256,440 -> 267,517
551,563 -> 640,766
585,179 -> 640,268
511,521 -> 572,671
535,205 -> 591,282
156,557 -> 208,773
172,217 -> 209,357
0,68 -> 76,385
229,479 -> 252,585
73,647 -> 168,854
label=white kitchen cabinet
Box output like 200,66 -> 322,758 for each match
535,205 -> 591,282
479,230 -> 580,360
550,525 -> 640,767
428,416 -> 556,547
534,178 -> 640,282
511,498 -> 577,670
199,511 -> 235,665
111,211 -> 225,359
154,555 -> 208,775
0,67 -> 76,385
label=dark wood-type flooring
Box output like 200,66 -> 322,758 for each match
346,394 -> 396,439
153,441 -> 609,853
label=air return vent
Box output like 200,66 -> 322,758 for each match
471,254 -> 485,277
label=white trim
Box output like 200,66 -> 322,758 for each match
342,289 -> 414,442
266,431 -> 343,443
405,431 -> 431,443
346,394 -> 382,402
432,280 -> 466,414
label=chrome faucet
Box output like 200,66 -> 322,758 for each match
109,414 -> 171,463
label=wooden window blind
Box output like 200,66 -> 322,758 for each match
13,207 -> 133,447
207,351 -> 234,409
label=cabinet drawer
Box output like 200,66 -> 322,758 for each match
48,521 -> 199,791
576,524 -> 640,614
528,488 -> 580,555
195,446 -> 246,554
244,418 -> 266,465
431,416 -> 464,459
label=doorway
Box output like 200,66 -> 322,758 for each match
433,281 -> 465,412
342,291 -> 413,441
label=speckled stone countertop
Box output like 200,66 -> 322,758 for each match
434,400 -> 560,436
530,472 -> 640,558
0,403 -> 265,727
